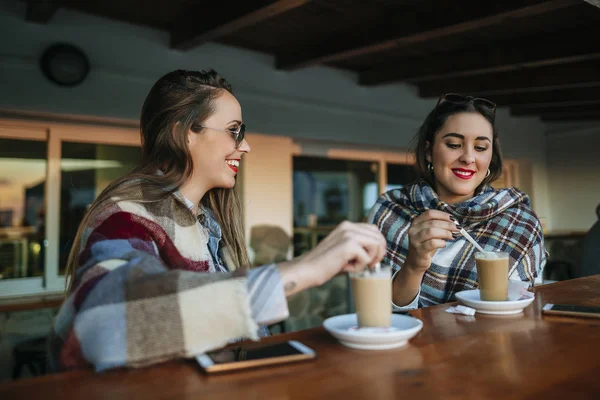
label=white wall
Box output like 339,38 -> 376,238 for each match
0,0 -> 550,218
0,1 -> 427,147
495,114 -> 550,227
545,126 -> 600,232
241,133 -> 295,246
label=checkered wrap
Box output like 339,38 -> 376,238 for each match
49,181 -> 288,372
368,180 -> 547,307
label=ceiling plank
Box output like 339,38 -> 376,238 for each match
511,103 -> 600,115
171,0 -> 311,51
276,0 -> 579,70
417,61 -> 600,98
360,29 -> 600,86
541,112 -> 600,121
488,88 -> 600,107
25,0 -> 60,24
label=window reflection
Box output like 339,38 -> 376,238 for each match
279,156 -> 379,333
293,156 -> 379,256
58,142 -> 141,274
0,138 -> 47,280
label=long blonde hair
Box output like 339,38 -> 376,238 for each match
65,69 -> 249,293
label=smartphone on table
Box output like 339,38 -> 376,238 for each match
542,303 -> 600,319
196,340 -> 316,374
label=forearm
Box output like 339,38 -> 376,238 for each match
60,259 -> 262,371
276,258 -> 318,298
392,266 -> 425,307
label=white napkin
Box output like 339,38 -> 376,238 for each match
508,280 -> 534,300
446,305 -> 476,315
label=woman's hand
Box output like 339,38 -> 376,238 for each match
405,210 -> 459,274
278,221 -> 387,296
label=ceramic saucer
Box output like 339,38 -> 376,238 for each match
323,313 -> 423,350
455,289 -> 535,315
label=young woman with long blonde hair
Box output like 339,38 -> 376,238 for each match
50,69 -> 386,372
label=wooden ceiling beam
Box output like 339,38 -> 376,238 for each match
170,0 -> 311,51
276,0 -> 579,70
25,0 -> 60,24
488,88 -> 600,107
360,28 -> 600,86
417,61 -> 600,98
541,112 -> 600,121
511,103 -> 600,115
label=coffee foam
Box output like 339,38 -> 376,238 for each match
477,251 -> 499,260
361,269 -> 391,279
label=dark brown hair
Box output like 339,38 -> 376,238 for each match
65,69 -> 249,292
412,97 -> 503,193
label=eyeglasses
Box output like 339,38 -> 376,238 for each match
192,123 -> 246,149
435,93 -> 496,115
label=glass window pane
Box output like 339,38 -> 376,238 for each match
293,156 -> 378,235
285,156 -> 379,333
0,138 -> 47,280
58,142 -> 141,274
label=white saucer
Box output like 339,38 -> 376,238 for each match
455,289 -> 535,315
323,313 -> 423,350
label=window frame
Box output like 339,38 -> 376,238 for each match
0,118 -> 140,298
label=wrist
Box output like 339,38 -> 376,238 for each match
400,263 -> 424,277
277,259 -> 317,297
396,264 -> 425,288
404,252 -> 429,275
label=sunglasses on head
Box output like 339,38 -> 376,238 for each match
435,93 -> 497,115
192,123 -> 246,149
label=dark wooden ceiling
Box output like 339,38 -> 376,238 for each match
23,0 -> 600,122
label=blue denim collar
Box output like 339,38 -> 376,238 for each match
181,196 -> 222,241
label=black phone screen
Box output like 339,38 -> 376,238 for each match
550,304 -> 600,314
206,342 -> 305,364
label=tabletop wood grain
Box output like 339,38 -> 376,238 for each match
2,275 -> 600,400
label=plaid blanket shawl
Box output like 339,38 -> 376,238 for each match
368,180 -> 546,307
49,181 -> 287,372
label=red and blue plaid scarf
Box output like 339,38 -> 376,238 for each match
368,180 -> 547,307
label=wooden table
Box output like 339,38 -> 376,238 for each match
2,276 -> 600,400
0,293 -> 64,313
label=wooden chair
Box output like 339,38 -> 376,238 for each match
12,336 -> 48,379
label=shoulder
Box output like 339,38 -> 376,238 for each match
367,184 -> 416,226
82,182 -> 172,244
487,187 -> 543,239
85,198 -> 158,231
493,186 -> 536,218
81,202 -> 159,249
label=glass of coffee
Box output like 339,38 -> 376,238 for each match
475,251 -> 509,301
350,265 -> 392,327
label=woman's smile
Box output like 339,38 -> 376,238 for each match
226,159 -> 240,173
452,168 -> 475,180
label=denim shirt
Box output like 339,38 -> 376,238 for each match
197,206 -> 229,273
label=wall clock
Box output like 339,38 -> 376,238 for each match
40,43 -> 90,87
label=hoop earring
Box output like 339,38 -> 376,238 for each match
485,169 -> 490,178
428,163 -> 434,174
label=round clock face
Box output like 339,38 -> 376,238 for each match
40,43 -> 90,87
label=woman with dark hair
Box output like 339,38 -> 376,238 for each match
368,93 -> 546,309
50,69 -> 386,371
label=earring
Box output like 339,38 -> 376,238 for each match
428,163 -> 434,174
486,169 -> 490,178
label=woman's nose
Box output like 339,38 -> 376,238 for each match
459,148 -> 475,164
238,138 -> 251,153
